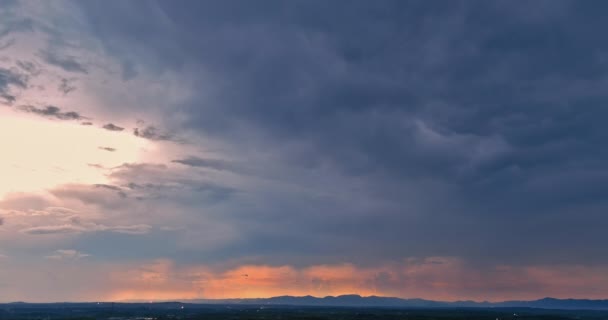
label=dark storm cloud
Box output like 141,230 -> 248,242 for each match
38,50 -> 88,74
102,123 -> 124,131
74,1 -> 608,267
17,105 -> 84,120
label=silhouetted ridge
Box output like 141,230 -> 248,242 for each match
177,295 -> 608,310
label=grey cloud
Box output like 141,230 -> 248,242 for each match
111,162 -> 167,175
45,249 -> 90,260
81,121 -> 93,126
2,206 -> 77,218
133,125 -> 176,141
65,1 -> 608,268
45,207 -> 78,216
121,59 -> 138,80
98,147 -> 116,152
48,178 -> 234,212
171,156 -> 237,172
38,50 -> 88,74
0,67 -> 27,104
22,223 -> 151,235
109,162 -> 239,203
50,184 -> 129,209
98,224 -> 151,235
102,123 -> 124,131
0,38 -> 15,50
0,14 -> 33,39
58,78 -> 76,95
94,183 -> 126,198
15,60 -> 40,76
16,105 -> 84,120
124,180 -> 237,204
22,225 -> 85,235
93,184 -> 122,191
191,183 -> 238,204
0,93 -> 15,104
0,192 -> 52,212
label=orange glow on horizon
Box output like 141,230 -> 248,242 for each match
97,260 -> 608,303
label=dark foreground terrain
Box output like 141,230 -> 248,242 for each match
1,303 -> 608,320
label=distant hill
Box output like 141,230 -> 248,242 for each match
180,295 -> 608,310
8,295 -> 608,311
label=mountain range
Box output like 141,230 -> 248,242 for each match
177,295 -> 608,310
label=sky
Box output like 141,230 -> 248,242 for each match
1,0 -> 608,303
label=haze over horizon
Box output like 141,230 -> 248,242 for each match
1,0 -> 608,303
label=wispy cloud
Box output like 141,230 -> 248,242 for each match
22,224 -> 85,235
21,223 -> 151,235
102,123 -> 124,131
15,60 -> 40,76
0,38 -> 15,51
58,78 -> 77,95
45,249 -> 90,260
0,67 -> 27,104
16,105 -> 85,120
38,50 -> 88,74
172,156 -> 238,173
134,125 -> 176,141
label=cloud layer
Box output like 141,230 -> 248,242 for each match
0,0 -> 607,302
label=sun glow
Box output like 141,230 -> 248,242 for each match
0,114 -> 149,199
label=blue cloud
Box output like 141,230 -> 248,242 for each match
60,0 -> 608,267
3,0 -> 608,272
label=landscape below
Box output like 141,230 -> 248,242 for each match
2,295 -> 608,320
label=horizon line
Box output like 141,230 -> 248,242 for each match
2,294 -> 607,305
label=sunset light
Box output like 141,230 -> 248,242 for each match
0,113 -> 148,198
